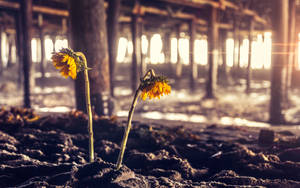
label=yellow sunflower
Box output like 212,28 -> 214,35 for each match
141,80 -> 171,101
51,50 -> 78,79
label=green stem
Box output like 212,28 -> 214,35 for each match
116,69 -> 155,170
76,52 -> 94,163
116,89 -> 140,170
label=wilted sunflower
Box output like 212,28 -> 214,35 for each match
140,76 -> 171,100
51,48 -> 84,79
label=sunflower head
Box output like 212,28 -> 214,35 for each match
140,75 -> 171,100
51,48 -> 85,79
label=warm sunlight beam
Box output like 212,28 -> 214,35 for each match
55,38 -> 68,52
150,34 -> 164,64
170,38 -> 177,64
226,38 -> 234,67
45,37 -> 54,61
195,38 -> 208,65
117,37 -> 128,63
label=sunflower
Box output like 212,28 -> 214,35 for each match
51,48 -> 84,79
140,77 -> 171,100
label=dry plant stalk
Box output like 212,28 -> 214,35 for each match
52,48 -> 94,162
116,69 -> 171,170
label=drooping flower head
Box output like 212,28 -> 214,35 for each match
140,75 -> 171,100
51,48 -> 85,79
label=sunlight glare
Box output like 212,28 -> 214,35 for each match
31,38 -> 39,63
150,34 -> 164,64
54,38 -> 68,52
141,35 -> 148,55
179,38 -> 189,64
45,37 -> 54,61
239,38 -> 249,68
117,37 -> 128,63
170,38 -> 177,64
226,38 -> 234,67
195,39 -> 208,65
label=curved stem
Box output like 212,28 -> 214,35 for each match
76,52 -> 94,163
116,88 -> 140,170
116,69 -> 156,170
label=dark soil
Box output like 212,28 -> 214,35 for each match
1,107 -> 300,188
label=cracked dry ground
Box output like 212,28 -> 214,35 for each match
0,108 -> 300,187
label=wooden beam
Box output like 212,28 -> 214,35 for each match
160,0 -> 219,8
242,9 -> 267,25
33,5 -> 68,17
159,0 -> 268,25
140,5 -> 207,25
218,23 -> 233,30
0,0 -> 68,17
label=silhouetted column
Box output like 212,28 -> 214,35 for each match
15,12 -> 23,87
285,0 -> 296,98
163,32 -> 171,64
146,33 -> 151,63
189,19 -> 197,90
291,36 -> 298,88
51,36 -> 56,52
269,0 -> 288,124
139,21 -> 146,75
130,14 -> 141,92
38,14 -> 45,80
107,0 -> 121,97
205,7 -> 218,98
175,24 -> 182,78
233,19 -> 240,69
70,0 -> 111,116
0,27 -> 3,75
246,20 -> 254,93
6,33 -> 13,68
220,30 -> 231,85
20,0 -> 33,108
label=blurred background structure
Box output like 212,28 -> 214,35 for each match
0,0 -> 299,125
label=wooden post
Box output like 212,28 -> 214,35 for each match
284,0 -> 296,98
139,21 -> 146,76
175,24 -> 182,78
107,0 -> 121,97
20,0 -> 33,108
205,7 -> 218,98
15,12 -> 23,87
38,14 -> 45,80
246,20 -> 254,94
6,33 -> 13,68
146,33 -> 151,63
269,0 -> 288,124
189,19 -> 197,90
51,36 -> 56,52
163,32 -> 171,64
0,27 -> 3,75
69,0 -> 110,116
237,35 -> 241,69
130,14 -> 141,92
233,19 -> 239,69
220,30 -> 231,85
291,35 -> 298,88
